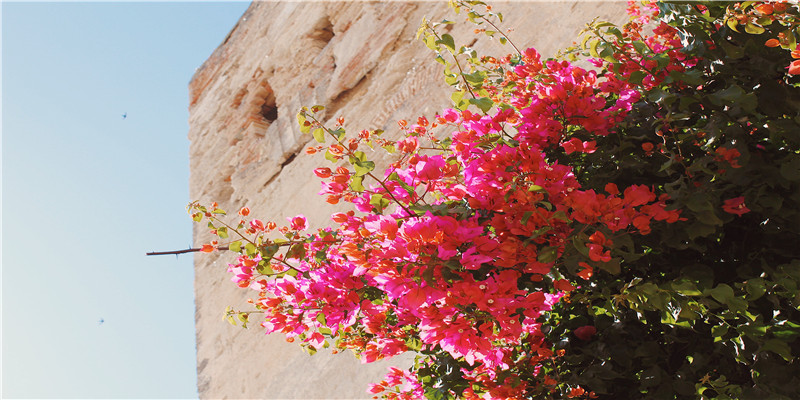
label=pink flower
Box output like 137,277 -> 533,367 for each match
249,219 -> 265,231
288,215 -> 308,231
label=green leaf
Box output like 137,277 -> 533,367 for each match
469,97 -> 494,113
606,27 -> 623,41
352,151 -> 367,162
720,40 -> 745,59
744,23 -> 765,35
520,211 -> 533,226
761,339 -> 792,361
244,242 -> 257,257
589,39 -> 601,57
598,258 -> 621,275
437,33 -> 456,52
217,226 -> 229,239
726,17 -> 740,32
297,112 -> 310,134
708,284 -> 735,305
451,90 -> 465,104
350,176 -> 365,192
537,246 -> 558,264
369,194 -> 391,213
745,278 -> 766,300
686,222 -> 716,239
228,241 -> 242,253
672,280 -> 702,296
727,297 -> 748,314
353,160 -> 375,177
256,262 -> 274,275
287,243 -> 305,260
463,71 -> 486,85
324,149 -> 337,163
779,155 -> 800,181
696,210 -> 723,226
771,323 -> 800,340
709,85 -> 746,106
628,70 -> 647,85
331,127 -> 346,142
686,193 -> 714,212
632,40 -> 648,55
712,325 -> 728,338
312,127 -> 326,143
424,34 -> 438,51
260,244 -> 280,260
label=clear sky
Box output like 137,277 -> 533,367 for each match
2,2 -> 250,398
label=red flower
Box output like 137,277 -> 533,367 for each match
574,325 -> 597,341
722,197 -> 750,216
554,279 -> 576,292
576,262 -> 593,280
588,244 -> 611,262
755,3 -> 773,15
789,60 -> 800,75
313,167 -> 332,178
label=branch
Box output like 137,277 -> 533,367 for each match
146,245 -> 229,256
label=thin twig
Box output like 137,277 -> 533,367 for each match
146,246 -> 229,256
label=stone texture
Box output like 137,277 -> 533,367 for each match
188,2 -> 627,398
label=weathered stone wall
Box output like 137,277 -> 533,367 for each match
188,2 -> 627,398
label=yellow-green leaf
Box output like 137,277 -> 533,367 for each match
312,128 -> 325,143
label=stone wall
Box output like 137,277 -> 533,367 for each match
188,2 -> 627,398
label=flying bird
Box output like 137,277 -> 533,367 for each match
98,318 -> 105,325
122,112 -> 127,119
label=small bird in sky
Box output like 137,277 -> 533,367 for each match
122,112 -> 127,119
99,318 -> 105,325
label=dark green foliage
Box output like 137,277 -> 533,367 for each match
540,2 -> 800,398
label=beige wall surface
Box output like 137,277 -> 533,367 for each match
188,2 -> 627,398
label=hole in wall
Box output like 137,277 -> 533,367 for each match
260,91 -> 278,123
308,16 -> 334,45
235,80 -> 277,139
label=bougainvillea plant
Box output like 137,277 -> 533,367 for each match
184,1 -> 799,398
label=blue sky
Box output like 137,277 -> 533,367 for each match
2,2 -> 250,398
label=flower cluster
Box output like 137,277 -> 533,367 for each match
186,1 -> 800,398
190,13 -> 687,400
